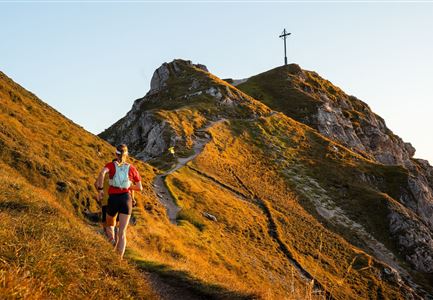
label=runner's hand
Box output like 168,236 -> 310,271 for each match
98,190 -> 104,201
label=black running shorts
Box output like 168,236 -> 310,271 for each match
101,205 -> 108,223
107,193 -> 132,216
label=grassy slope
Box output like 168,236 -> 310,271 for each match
0,71 -> 163,298
1,66 -> 329,299
0,71 -> 272,299
0,163 -> 158,299
179,118 -> 415,299
235,64 -> 323,125
235,65 -> 433,283
2,59 -> 428,299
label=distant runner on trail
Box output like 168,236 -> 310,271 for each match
95,144 -> 142,259
168,146 -> 175,158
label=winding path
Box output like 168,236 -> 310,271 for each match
151,115 -> 331,297
152,120 -> 224,224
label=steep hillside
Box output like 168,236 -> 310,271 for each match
234,65 -> 433,283
0,162 -> 158,299
0,71 -> 160,298
1,71 -> 292,299
235,64 -> 411,165
3,64 -> 360,299
101,60 -> 433,298
236,65 -> 433,244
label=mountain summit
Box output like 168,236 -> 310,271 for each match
99,59 -> 433,298
236,64 -> 417,165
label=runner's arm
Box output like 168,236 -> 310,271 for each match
130,181 -> 142,192
95,167 -> 109,190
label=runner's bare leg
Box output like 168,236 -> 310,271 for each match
116,213 -> 131,258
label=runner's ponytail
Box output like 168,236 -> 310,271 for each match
116,144 -> 128,164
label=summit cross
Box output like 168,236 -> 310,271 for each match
279,29 -> 291,66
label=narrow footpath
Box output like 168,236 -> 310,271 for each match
152,120 -> 224,224
149,115 -> 330,298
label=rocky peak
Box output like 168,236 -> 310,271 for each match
100,59 -> 269,161
149,63 -> 170,92
149,59 -> 209,94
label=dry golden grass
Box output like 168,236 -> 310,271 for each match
184,118 -> 411,299
1,70 -> 314,299
0,71 -> 156,216
0,163 -> 158,299
1,70 -> 271,299
166,168 -> 297,294
1,62 -> 424,299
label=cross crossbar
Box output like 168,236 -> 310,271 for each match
279,28 -> 291,65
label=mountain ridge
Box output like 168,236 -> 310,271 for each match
100,59 -> 433,298
1,66 -> 316,299
2,59 -> 433,299
1,69 -> 270,299
236,63 -> 433,272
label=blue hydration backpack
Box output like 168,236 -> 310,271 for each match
110,163 -> 131,189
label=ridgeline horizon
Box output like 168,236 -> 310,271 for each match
1,58 -> 433,299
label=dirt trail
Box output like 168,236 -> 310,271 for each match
145,273 -> 202,300
153,120 -> 225,224
148,114 -> 332,298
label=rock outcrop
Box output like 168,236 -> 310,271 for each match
149,60 -> 209,95
99,59 -> 269,160
101,111 -> 173,161
388,204 -> 433,273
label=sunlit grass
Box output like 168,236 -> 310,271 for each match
0,163 -> 158,299
1,59 -> 426,300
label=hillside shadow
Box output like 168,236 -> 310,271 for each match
130,256 -> 259,300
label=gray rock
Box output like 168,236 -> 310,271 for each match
149,60 -> 209,96
99,106 -> 177,161
388,207 -> 433,273
190,79 -> 200,90
205,87 -> 223,100
150,63 -> 170,93
203,212 -> 217,222
295,76 -> 433,241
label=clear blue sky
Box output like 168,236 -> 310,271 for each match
1,1 -> 432,163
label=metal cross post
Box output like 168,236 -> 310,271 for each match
279,29 -> 291,66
